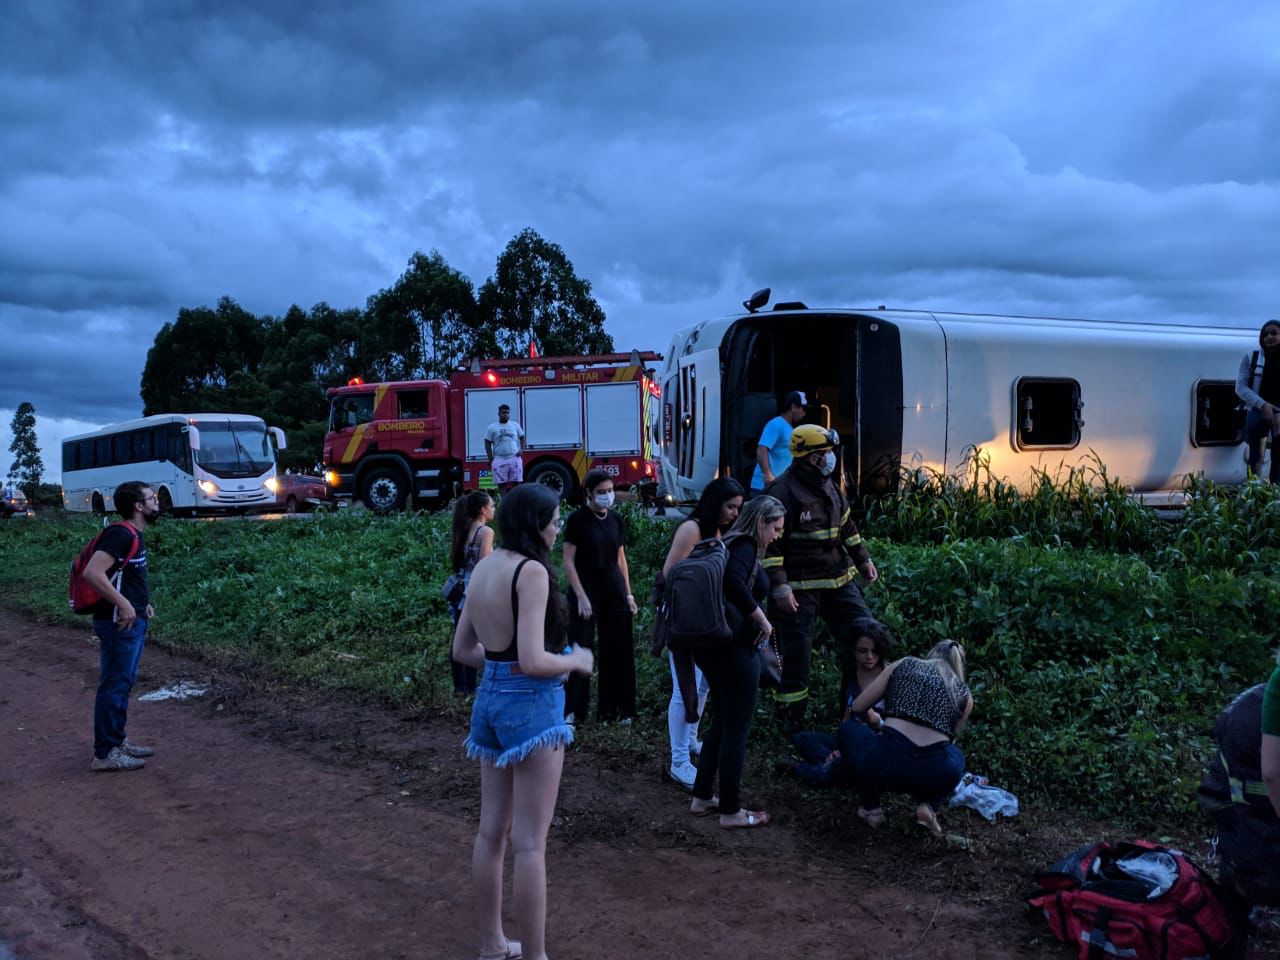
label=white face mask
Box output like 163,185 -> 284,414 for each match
819,451 -> 837,476
593,491 -> 615,510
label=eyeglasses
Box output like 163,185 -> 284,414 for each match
142,495 -> 159,503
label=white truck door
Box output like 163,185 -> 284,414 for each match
464,388 -> 521,460
585,382 -> 641,455
523,385 -> 583,449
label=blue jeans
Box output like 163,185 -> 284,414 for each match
93,616 -> 148,759
837,719 -> 964,811
1245,409 -> 1280,483
789,730 -> 851,787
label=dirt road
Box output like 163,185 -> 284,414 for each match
0,608 -> 1246,959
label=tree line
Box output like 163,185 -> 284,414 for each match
140,228 -> 615,470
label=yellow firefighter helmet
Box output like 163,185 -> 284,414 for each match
790,424 -> 840,456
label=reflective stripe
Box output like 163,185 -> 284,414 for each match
761,556 -> 784,569
773,687 -> 808,704
1220,749 -> 1270,803
844,534 -> 863,547
791,527 -> 839,541
789,566 -> 858,591
841,508 -> 850,524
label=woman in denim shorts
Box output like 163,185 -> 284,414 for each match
452,484 -> 594,960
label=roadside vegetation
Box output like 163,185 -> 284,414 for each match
2,466 -> 1277,826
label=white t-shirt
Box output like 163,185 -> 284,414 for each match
485,420 -> 524,458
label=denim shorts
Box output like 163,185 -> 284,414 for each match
465,661 -> 574,767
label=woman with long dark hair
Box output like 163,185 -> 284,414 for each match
1237,320 -> 1280,483
452,483 -> 594,960
447,490 -> 494,694
659,477 -> 744,788
688,494 -> 786,829
838,640 -> 973,837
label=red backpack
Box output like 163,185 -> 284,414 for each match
68,523 -> 140,614
1026,840 -> 1240,960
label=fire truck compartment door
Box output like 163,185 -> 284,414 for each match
465,388 -> 521,460
523,385 -> 583,449
585,382 -> 641,456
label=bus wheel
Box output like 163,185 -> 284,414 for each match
92,493 -> 106,515
362,467 -> 408,513
158,488 -> 173,515
527,461 -> 577,502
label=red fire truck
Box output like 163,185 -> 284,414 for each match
323,351 -> 662,511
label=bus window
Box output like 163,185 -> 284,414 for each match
133,429 -> 152,461
1014,378 -> 1083,449
1193,380 -> 1245,447
153,427 -> 168,462
96,437 -> 111,466
62,441 -> 77,472
113,433 -> 131,464
79,439 -> 95,469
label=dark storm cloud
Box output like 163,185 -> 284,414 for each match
1,0 -> 1277,476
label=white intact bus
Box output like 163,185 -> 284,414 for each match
657,290 -> 1260,506
62,413 -> 287,515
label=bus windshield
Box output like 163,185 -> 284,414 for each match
194,421 -> 275,478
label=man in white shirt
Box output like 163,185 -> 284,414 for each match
484,404 -> 525,492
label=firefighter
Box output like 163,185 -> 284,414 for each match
763,424 -> 878,731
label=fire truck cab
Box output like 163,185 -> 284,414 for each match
324,352 -> 661,511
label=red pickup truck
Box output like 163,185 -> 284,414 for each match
275,473 -> 329,513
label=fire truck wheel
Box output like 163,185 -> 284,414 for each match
527,460 -> 577,502
285,495 -> 299,514
361,467 -> 409,513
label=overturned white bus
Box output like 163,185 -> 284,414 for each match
656,290 -> 1259,505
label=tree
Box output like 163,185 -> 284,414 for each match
7,402 -> 44,497
367,251 -> 480,379
140,296 -> 268,414
475,228 -> 614,358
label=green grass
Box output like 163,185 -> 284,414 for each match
4,476 -> 1278,824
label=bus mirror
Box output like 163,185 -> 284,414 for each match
269,426 -> 287,450
187,426 -> 201,451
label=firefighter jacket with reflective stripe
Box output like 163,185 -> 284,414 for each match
762,459 -> 872,593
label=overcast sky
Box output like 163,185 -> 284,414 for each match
3,0 -> 1277,480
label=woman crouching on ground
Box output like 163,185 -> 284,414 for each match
689,494 -> 786,829
837,640 -> 972,837
659,477 -> 744,788
452,483 -> 594,960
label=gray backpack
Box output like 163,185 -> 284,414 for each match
661,536 -> 734,651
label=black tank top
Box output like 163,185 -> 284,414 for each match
485,558 -> 531,662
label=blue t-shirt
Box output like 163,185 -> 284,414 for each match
751,416 -> 794,490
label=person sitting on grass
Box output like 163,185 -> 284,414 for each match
837,640 -> 972,837
776,619 -> 893,787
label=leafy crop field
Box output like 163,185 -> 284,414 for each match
4,469 -> 1278,825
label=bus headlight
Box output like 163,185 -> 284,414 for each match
198,480 -> 219,495
264,477 -> 279,493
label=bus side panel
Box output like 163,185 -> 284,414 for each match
939,322 -> 1249,492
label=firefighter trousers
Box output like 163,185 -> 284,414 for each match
769,582 -> 871,722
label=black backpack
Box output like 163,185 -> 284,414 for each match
661,536 -> 734,651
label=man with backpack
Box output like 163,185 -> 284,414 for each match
764,425 -> 878,731
81,481 -> 159,772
